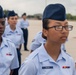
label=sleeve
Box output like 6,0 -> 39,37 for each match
16,20 -> 21,28
20,29 -> 24,44
19,19 -> 22,28
70,57 -> 76,75
30,34 -> 41,51
10,44 -> 19,69
73,62 -> 76,75
30,32 -> 44,51
27,20 -> 29,27
19,60 -> 37,75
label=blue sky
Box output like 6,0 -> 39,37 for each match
0,0 -> 76,16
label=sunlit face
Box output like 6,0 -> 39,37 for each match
8,16 -> 18,27
0,18 -> 5,36
43,19 -> 69,44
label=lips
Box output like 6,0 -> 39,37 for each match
0,29 -> 4,34
61,37 -> 67,39
60,36 -> 67,40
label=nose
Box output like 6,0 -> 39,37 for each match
61,27 -> 69,34
61,26 -> 67,31
0,23 -> 3,27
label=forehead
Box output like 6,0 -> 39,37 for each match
48,19 -> 68,26
8,16 -> 17,20
9,16 -> 16,18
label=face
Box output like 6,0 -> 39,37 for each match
22,15 -> 26,20
43,19 -> 70,44
0,18 -> 5,36
8,16 -> 18,26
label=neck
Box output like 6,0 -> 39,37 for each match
44,42 -> 61,61
23,18 -> 26,20
10,25 -> 16,31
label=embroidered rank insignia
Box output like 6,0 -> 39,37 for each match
62,66 -> 70,69
42,66 -> 53,69
32,39 -> 35,42
17,34 -> 21,35
7,34 -> 11,36
6,53 -> 12,56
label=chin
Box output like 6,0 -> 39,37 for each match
0,33 -> 3,36
60,41 -> 66,44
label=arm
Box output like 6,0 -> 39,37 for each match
10,70 -> 13,75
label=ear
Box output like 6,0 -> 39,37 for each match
42,28 -> 48,38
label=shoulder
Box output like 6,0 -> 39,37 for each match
17,27 -> 23,32
21,45 -> 47,74
19,49 -> 40,75
5,25 -> 9,27
19,58 -> 37,75
64,52 -> 75,64
20,19 -> 23,21
26,19 -> 29,22
33,32 -> 42,40
16,27 -> 23,35
36,31 -> 42,36
24,46 -> 42,64
65,52 -> 71,57
4,25 -> 10,31
4,37 -> 16,49
6,38 -> 17,54
4,26 -> 10,34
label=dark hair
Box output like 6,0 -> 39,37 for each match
42,32 -> 47,40
22,13 -> 26,17
42,19 -> 50,29
7,16 -> 10,19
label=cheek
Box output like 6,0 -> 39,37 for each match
9,21 -> 14,25
8,20 -> 12,24
67,31 -> 69,35
47,31 -> 59,40
2,26 -> 5,31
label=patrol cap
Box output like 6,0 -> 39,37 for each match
42,3 -> 66,21
15,13 -> 18,16
7,10 -> 16,17
0,5 -> 4,18
4,14 -> 6,18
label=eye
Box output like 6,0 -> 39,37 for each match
56,26 -> 62,29
1,21 -> 5,25
0,21 -> 5,25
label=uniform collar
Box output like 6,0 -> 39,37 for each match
38,44 -> 51,62
7,25 -> 18,33
60,49 -> 67,60
38,44 -> 66,63
22,18 -> 27,21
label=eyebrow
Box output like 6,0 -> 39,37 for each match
55,22 -> 68,25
